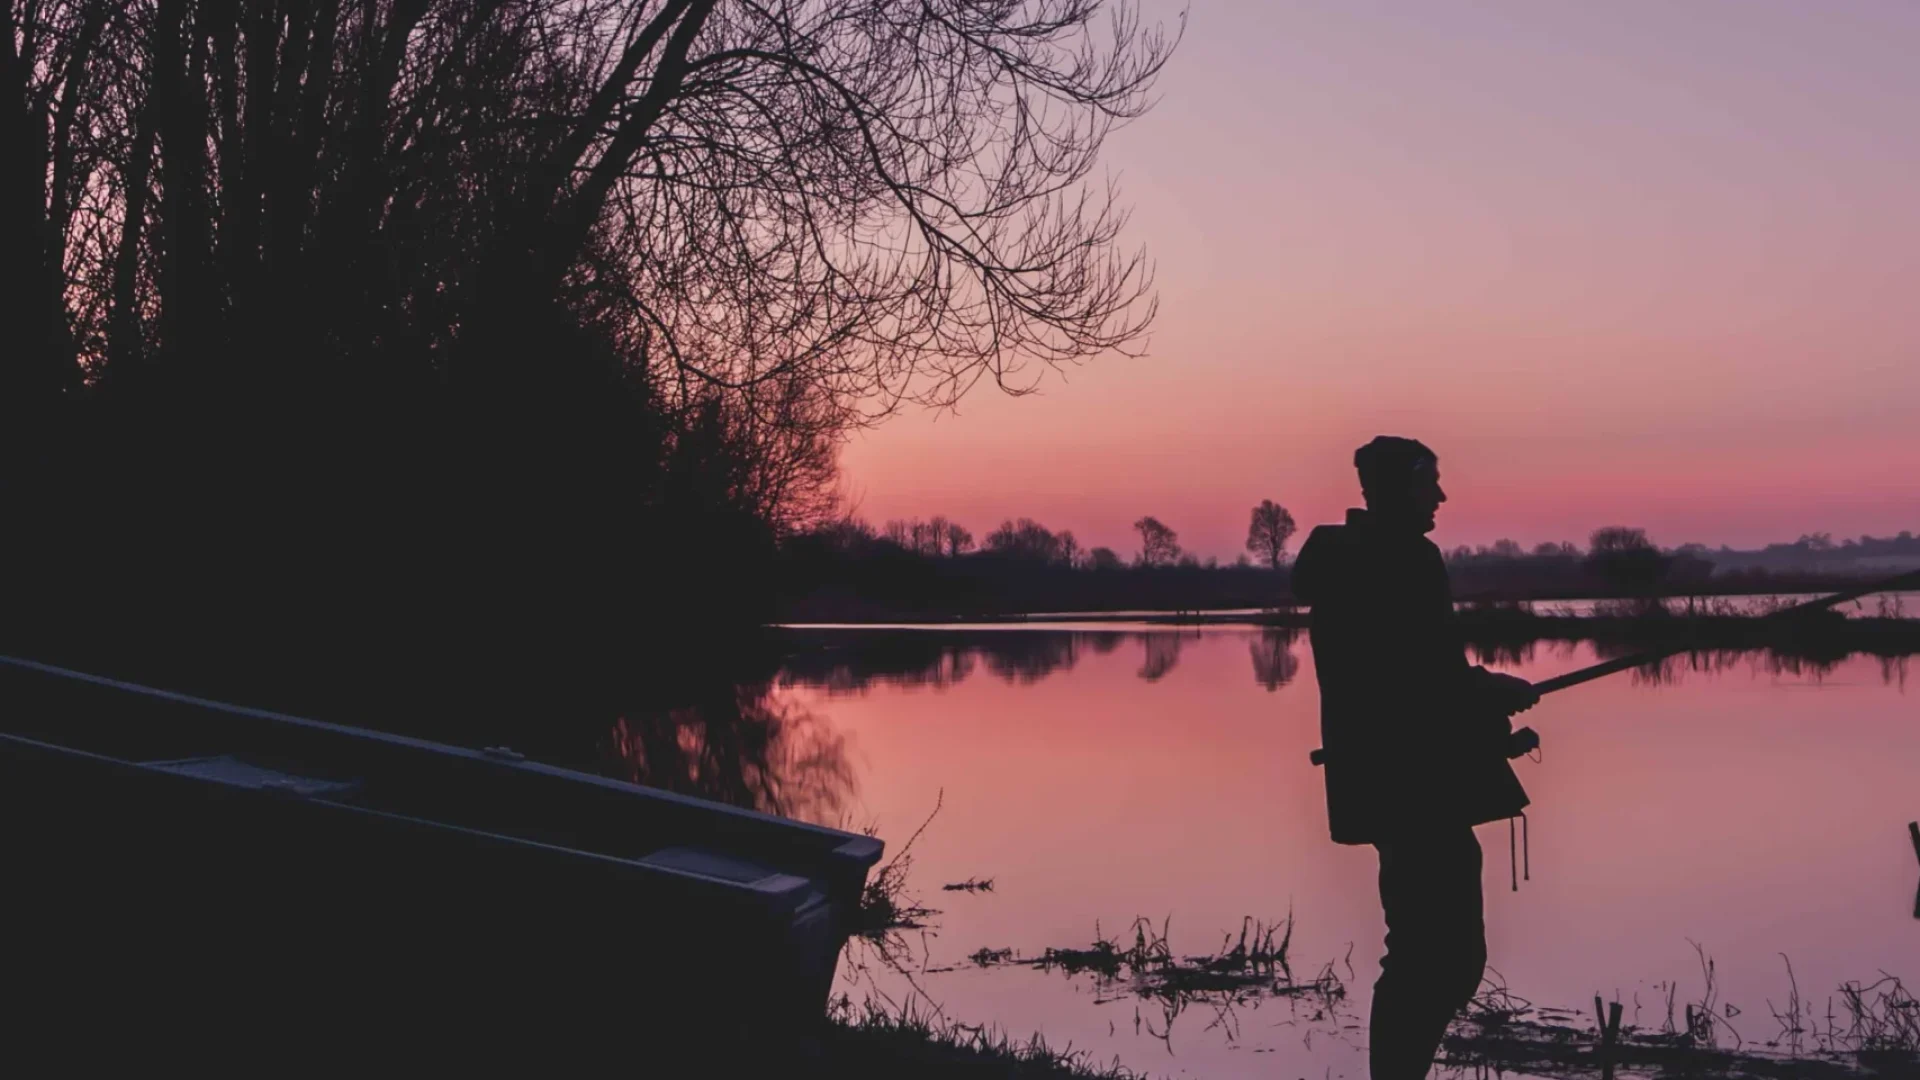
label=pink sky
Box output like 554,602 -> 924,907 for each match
839,0 -> 1920,561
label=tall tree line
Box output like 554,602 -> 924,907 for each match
1,0 -> 1171,704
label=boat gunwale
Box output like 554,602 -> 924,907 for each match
0,653 -> 884,869
0,728 -> 830,912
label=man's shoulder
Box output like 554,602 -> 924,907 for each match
1290,524 -> 1350,607
1298,523 -> 1349,551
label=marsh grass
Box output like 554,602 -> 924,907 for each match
824,994 -> 1151,1079
852,791 -> 944,940
948,913 -> 1348,1049
1441,952 -> 1916,1079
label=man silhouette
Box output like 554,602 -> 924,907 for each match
1292,436 -> 1539,1080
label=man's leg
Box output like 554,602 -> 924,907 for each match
1369,827 -> 1487,1080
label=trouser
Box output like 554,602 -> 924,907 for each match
1369,826 -> 1487,1080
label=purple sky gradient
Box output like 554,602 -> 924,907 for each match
840,0 -> 1920,560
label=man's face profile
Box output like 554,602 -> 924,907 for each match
1407,460 -> 1446,534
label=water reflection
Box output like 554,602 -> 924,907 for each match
1614,647 -> 1911,687
948,915 -> 1359,1053
1250,628 -> 1303,690
764,630 -> 1917,1079
986,634 -> 1086,684
781,630 -> 1913,695
602,680 -> 857,825
1137,632 -> 1189,682
779,630 -> 1129,693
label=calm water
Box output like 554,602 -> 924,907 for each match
773,629 -> 1917,1079
786,589 -> 1920,626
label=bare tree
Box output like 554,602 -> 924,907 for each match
1590,527 -> 1654,554
1585,526 -> 1672,596
985,517 -> 1060,561
1133,515 -> 1179,567
814,515 -> 877,552
1245,500 -> 1296,570
587,0 -> 1180,424
1,0 -> 110,417
1056,530 -> 1080,568
5,0 -> 1181,688
16,0 -> 1178,480
1087,546 -> 1121,570
943,521 -> 974,558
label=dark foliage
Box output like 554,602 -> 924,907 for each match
2,0 -> 1172,712
776,539 -> 1289,620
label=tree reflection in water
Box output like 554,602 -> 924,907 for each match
771,630 -> 1913,705
1137,632 -> 1188,682
605,681 -> 856,826
985,635 -> 1085,684
778,631 -> 1127,691
1608,647 -> 1908,687
605,633 -> 1920,831
1250,628 -> 1302,691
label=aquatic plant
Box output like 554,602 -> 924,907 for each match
852,791 -> 945,940
951,913 -> 1347,1050
1440,952 -> 1916,1079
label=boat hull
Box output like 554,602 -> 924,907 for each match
0,657 -> 882,1070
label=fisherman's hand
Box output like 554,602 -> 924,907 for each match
1485,672 -> 1539,715
1507,726 -> 1541,759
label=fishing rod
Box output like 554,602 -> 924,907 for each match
1308,567 -> 1920,767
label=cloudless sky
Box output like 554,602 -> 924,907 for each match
839,0 -> 1920,560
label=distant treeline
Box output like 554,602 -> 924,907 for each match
1442,527 -> 1920,598
777,509 -> 1291,619
777,516 -> 1919,619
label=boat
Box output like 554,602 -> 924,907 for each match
0,652 -> 883,1069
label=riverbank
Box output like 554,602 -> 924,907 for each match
823,1002 -> 1145,1078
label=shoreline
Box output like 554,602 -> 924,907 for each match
774,608 -> 1920,657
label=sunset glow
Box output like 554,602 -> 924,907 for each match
842,0 -> 1920,558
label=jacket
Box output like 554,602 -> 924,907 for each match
1291,508 -> 1529,845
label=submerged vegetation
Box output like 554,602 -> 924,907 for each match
887,913 -> 1915,1079
951,914 -> 1349,1050
1441,960 -> 1917,1079
835,835 -> 1913,1080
